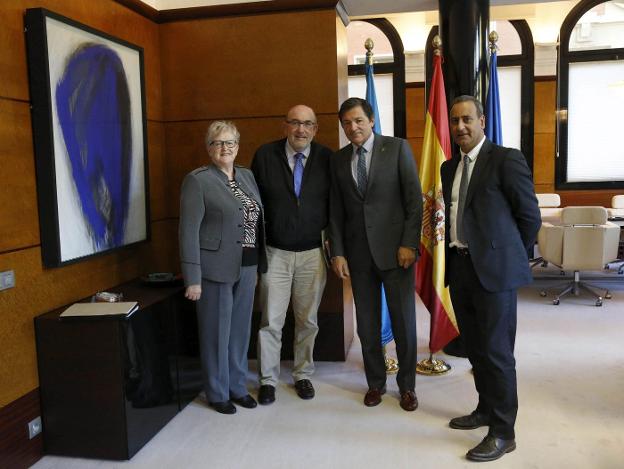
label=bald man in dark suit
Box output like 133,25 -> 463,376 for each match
441,95 -> 540,462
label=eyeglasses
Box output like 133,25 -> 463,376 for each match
209,140 -> 238,148
285,120 -> 317,129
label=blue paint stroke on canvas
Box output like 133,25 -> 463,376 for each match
56,43 -> 132,251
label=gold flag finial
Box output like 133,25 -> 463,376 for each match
365,38 -> 374,64
489,30 -> 499,53
432,34 -> 442,56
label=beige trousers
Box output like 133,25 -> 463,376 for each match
257,246 -> 326,386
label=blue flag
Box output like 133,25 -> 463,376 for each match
365,61 -> 382,135
365,58 -> 393,346
485,50 -> 503,145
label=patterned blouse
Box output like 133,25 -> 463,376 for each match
227,179 -> 260,248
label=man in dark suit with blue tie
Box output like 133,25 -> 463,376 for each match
441,95 -> 541,462
328,97 -> 422,411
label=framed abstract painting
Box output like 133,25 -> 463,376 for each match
25,8 -> 150,267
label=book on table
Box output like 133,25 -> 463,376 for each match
60,301 -> 139,319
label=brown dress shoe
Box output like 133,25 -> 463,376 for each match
364,386 -> 386,407
399,390 -> 418,411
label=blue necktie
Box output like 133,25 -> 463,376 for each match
356,146 -> 367,195
293,152 -> 304,198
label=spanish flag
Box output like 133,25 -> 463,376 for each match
415,51 -> 458,353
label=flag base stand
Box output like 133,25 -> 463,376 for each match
416,354 -> 451,376
383,345 -> 399,374
385,356 -> 399,374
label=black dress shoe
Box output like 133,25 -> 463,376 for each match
258,385 -> 275,405
209,401 -> 236,414
364,385 -> 386,407
466,435 -> 516,462
449,412 -> 490,430
399,390 -> 418,411
231,394 -> 257,408
294,379 -> 315,400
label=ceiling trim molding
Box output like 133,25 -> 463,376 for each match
336,1 -> 349,26
114,0 -> 341,23
115,0 -> 160,21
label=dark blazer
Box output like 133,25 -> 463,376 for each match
441,139 -> 541,292
251,138 -> 332,251
328,134 -> 422,270
179,164 -> 267,285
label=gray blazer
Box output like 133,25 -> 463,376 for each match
179,164 -> 267,285
328,134 -> 423,270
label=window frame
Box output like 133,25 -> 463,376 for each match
347,18 -> 407,138
557,0 -> 624,189
425,21 -> 534,171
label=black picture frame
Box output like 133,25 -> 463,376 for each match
25,8 -> 150,267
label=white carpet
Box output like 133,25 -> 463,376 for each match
33,276 -> 624,469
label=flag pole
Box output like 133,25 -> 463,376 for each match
415,35 -> 452,376
365,37 -> 399,375
485,31 -> 503,145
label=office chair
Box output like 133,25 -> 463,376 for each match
531,193 -> 563,269
538,206 -> 620,306
607,195 -> 624,274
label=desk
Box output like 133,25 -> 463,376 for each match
35,279 -> 201,460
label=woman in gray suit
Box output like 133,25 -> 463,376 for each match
179,121 -> 266,414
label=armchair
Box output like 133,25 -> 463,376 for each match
608,195 -> 624,274
536,193 -> 562,224
538,206 -> 620,306
607,194 -> 624,219
531,193 -> 562,269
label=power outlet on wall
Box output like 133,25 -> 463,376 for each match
28,416 -> 42,439
0,270 -> 15,291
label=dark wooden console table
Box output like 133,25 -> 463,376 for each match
34,279 -> 202,460
35,275 -> 354,460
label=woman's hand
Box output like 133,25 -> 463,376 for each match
185,284 -> 201,301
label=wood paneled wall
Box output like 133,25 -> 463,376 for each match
406,84 -> 426,167
0,0 -> 169,412
0,2 -> 348,446
406,78 -> 621,207
533,79 -> 557,194
159,8 -> 346,207
0,389 -> 42,468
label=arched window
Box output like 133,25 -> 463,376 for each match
346,19 -> 406,137
425,20 -> 534,169
557,0 -> 624,189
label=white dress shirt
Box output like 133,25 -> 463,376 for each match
449,135 -> 486,248
285,141 -> 310,171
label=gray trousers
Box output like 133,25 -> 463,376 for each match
350,258 -> 417,393
257,246 -> 326,386
197,265 -> 256,403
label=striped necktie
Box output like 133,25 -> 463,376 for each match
356,146 -> 367,195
